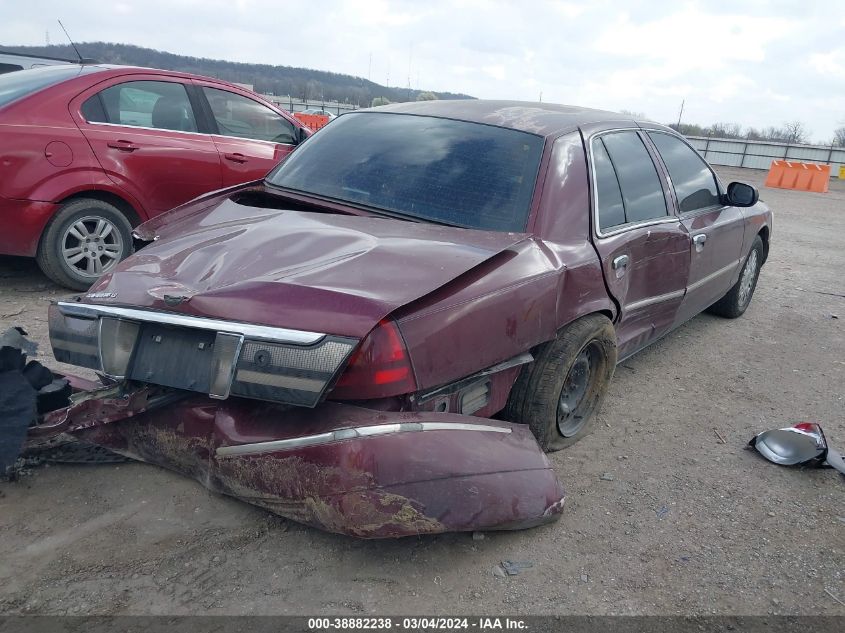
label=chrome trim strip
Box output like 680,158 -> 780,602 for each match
686,258 -> 743,292
624,288 -> 686,312
216,422 -> 512,457
57,302 -> 325,345
209,333 -> 245,399
234,369 -> 325,392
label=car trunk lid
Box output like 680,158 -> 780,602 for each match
90,200 -> 529,338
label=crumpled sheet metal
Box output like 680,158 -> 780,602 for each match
75,396 -> 566,538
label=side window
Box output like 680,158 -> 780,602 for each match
82,81 -> 198,132
202,87 -> 295,144
593,138 -> 626,230
593,131 -> 667,231
648,132 -> 720,213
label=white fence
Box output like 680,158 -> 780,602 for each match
687,136 -> 845,179
265,96 -> 358,116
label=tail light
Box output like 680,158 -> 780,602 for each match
330,319 -> 417,400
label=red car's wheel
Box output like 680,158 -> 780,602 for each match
36,198 -> 134,291
506,314 -> 617,452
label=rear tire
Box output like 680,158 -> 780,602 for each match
505,314 -> 617,452
36,198 -> 134,291
707,235 -> 764,319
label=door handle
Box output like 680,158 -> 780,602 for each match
224,152 -> 248,163
107,140 -> 139,152
612,254 -> 630,275
693,234 -> 707,252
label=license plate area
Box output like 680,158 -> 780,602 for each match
128,324 -> 216,393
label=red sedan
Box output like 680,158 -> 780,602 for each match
0,64 -> 310,289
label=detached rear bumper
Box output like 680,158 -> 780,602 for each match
36,388 -> 564,538
0,196 -> 57,257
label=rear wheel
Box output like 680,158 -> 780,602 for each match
707,235 -> 764,319
36,198 -> 134,291
506,314 -> 617,452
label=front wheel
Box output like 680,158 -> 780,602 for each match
505,314 -> 617,452
707,235 -> 764,319
36,198 -> 134,291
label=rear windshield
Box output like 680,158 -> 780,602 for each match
266,112 -> 544,232
0,65 -> 96,108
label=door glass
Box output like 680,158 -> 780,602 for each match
600,131 -> 668,224
648,132 -> 720,213
83,80 -> 198,132
202,87 -> 295,144
593,138 -> 626,230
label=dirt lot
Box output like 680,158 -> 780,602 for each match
0,166 -> 843,616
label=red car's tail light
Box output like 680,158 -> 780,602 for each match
330,319 -> 417,400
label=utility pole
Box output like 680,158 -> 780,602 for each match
539,91 -> 542,103
368,52 -> 371,83
676,99 -> 685,128
45,30 -> 50,45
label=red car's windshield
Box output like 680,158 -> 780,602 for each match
266,112 -> 544,232
0,65 -> 99,109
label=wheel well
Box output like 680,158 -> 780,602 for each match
59,191 -> 142,226
758,226 -> 770,263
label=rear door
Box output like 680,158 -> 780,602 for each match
194,83 -> 300,185
644,131 -> 746,325
71,76 -> 223,217
586,128 -> 691,359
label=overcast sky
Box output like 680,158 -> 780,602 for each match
2,0 -> 843,141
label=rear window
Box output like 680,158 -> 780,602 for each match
0,65 -> 98,108
266,112 -> 544,232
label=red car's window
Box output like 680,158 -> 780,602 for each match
83,80 -> 198,133
202,87 -> 295,144
267,112 -> 544,232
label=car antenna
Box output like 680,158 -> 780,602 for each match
57,19 -> 85,63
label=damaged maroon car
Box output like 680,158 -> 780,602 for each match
41,101 -> 771,536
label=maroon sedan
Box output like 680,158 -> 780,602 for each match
45,101 -> 771,533
0,64 -> 309,289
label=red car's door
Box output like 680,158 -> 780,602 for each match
586,129 -> 691,359
70,76 -> 223,217
644,131 -> 746,324
194,83 -> 300,185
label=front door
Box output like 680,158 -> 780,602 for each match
644,131 -> 746,324
587,129 -> 691,359
196,84 -> 299,185
72,77 -> 223,217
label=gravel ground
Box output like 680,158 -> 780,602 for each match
0,166 -> 843,616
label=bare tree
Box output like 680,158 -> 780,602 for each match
832,126 -> 845,147
782,120 -> 809,144
708,122 -> 742,139
416,91 -> 437,101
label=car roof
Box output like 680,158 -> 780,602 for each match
35,63 -> 258,91
368,99 -> 667,137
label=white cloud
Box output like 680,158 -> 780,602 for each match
1,0 -> 842,138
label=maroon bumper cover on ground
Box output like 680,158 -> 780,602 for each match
25,386 -> 564,538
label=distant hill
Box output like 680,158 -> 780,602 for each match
1,42 -> 475,106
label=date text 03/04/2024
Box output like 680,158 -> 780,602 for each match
307,617 -> 528,630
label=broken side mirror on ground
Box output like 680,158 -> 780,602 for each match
749,422 -> 845,477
